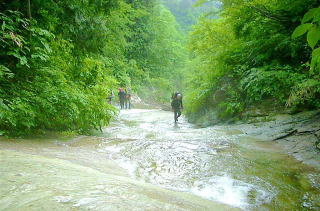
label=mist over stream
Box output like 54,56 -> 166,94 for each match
1,109 -> 319,210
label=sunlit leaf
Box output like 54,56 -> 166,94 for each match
302,8 -> 319,23
313,11 -> 320,22
307,25 -> 320,49
292,23 -> 313,39
311,47 -> 320,71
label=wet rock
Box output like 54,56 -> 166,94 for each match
272,130 -> 297,141
228,110 -> 320,170
315,130 -> 320,138
242,109 -> 269,118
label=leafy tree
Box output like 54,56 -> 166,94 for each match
183,0 -> 320,123
288,6 -> 320,107
0,0 -> 187,135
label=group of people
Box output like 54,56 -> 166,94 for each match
118,88 -> 132,109
108,88 -> 183,122
106,88 -> 132,109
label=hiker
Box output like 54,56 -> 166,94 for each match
171,92 -> 183,123
125,92 -> 132,109
118,88 -> 126,109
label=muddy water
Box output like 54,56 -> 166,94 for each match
0,109 -> 319,210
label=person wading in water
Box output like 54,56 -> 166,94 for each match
171,92 -> 183,123
118,88 -> 126,109
125,91 -> 132,109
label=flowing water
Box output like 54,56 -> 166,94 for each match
1,109 -> 319,210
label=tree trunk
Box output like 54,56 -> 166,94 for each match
27,0 -> 32,19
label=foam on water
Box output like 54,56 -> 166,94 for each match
97,109 -> 291,209
54,196 -> 72,203
191,175 -> 274,210
117,159 -> 139,178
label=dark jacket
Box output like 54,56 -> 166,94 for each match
118,91 -> 126,100
171,98 -> 183,110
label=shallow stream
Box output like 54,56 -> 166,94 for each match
1,109 -> 319,210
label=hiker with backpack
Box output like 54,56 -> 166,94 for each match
171,92 -> 183,123
118,88 -> 126,109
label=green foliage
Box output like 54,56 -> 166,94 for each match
184,0 -> 320,123
287,79 -> 320,108
240,67 -> 306,104
289,6 -> 320,107
292,24 -> 313,39
292,6 -> 320,71
0,0 -> 187,136
127,2 -> 187,104
0,11 -> 53,70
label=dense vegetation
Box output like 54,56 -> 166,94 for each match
184,0 -> 320,124
0,0 -> 185,135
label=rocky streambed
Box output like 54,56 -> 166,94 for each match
224,110 -> 320,171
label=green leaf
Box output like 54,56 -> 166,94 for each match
311,47 -> 320,71
302,8 -> 319,23
292,23 -> 313,39
17,56 -> 28,66
313,11 -> 320,22
313,47 -> 320,58
307,26 -> 320,49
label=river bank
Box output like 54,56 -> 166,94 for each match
190,109 -> 320,171
236,110 -> 320,170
